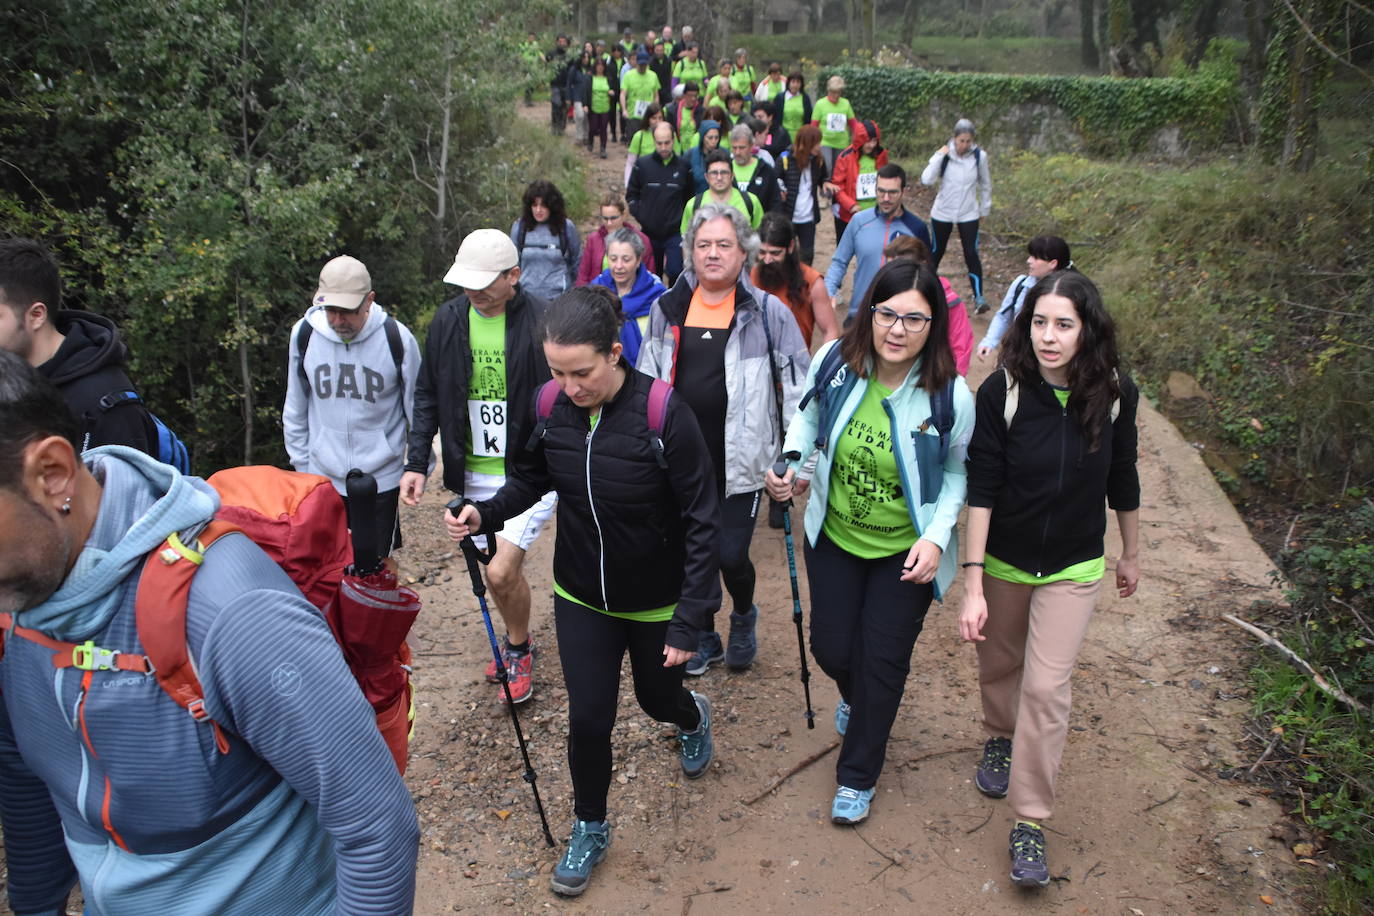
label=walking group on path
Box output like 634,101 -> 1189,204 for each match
0,22 -> 1143,913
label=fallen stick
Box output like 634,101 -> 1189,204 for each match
743,740 -> 840,805
1221,614 -> 1369,713
1247,731 -> 1283,777
1142,789 -> 1180,813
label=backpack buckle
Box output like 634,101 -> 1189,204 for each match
71,640 -> 117,671
186,698 -> 211,722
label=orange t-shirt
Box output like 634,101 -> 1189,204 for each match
686,286 -> 735,329
752,263 -> 822,347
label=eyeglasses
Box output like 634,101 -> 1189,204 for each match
706,169 -> 732,178
871,306 -> 932,332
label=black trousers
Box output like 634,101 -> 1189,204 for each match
930,218 -> 984,301
556,595 -> 700,822
648,234 -> 684,287
795,220 -> 816,265
717,489 -> 760,620
804,530 -> 933,789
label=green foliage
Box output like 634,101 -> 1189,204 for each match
994,149 -> 1373,503
736,32 -> 1091,76
817,61 -> 1238,154
0,0 -> 579,473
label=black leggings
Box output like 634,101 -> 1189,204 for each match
795,220 -> 817,265
556,595 -> 701,822
804,530 -> 933,789
718,490 -> 760,619
930,218 -> 984,301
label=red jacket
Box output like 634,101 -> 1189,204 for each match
831,120 -> 888,218
577,223 -> 657,286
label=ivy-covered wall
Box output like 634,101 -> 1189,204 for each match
819,61 -> 1239,155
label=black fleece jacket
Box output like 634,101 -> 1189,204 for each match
40,310 -> 156,456
404,288 -> 549,492
966,369 -> 1141,577
475,369 -> 721,651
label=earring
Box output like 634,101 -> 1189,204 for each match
60,497 -> 72,515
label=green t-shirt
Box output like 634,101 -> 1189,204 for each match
467,307 -> 507,475
705,74 -> 731,108
672,104 -> 701,154
629,128 -> 656,157
855,154 -> 879,211
729,66 -> 756,98
782,92 -> 806,134
591,75 -> 611,114
822,382 -> 917,558
673,58 -> 708,90
680,188 -> 762,234
621,69 -> 661,118
813,96 -> 856,149
732,158 -> 759,194
553,580 -> 676,621
757,77 -> 786,105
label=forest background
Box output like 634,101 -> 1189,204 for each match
2,0 -> 1371,908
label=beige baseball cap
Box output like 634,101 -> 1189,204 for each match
443,229 -> 519,290
314,256 -> 372,310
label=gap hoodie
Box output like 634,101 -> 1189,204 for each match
283,302 -> 425,495
0,447 -> 418,915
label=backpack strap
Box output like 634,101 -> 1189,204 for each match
135,519 -> 241,755
383,315 -> 404,377
645,378 -> 672,470
0,612 -> 155,675
741,191 -> 755,220
296,321 -> 315,392
917,378 -> 957,465
524,378 -> 563,451
797,345 -> 850,452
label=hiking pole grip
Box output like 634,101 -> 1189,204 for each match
448,497 -> 496,595
345,470 -> 383,577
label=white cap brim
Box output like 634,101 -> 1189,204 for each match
442,263 -> 500,290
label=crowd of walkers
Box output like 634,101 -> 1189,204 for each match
0,24 -> 1143,914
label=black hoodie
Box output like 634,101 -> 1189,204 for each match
39,310 -> 156,456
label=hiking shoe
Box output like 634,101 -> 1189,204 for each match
497,645 -> 536,705
685,630 -> 724,676
835,701 -> 851,737
768,499 -> 786,529
831,785 -> 875,824
679,692 -> 714,778
1009,820 -> 1051,887
550,818 -> 611,896
484,637 -> 535,682
974,295 -> 990,314
975,736 -> 1012,798
725,606 -> 757,670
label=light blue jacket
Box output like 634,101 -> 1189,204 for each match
979,272 -> 1034,352
782,339 -> 974,598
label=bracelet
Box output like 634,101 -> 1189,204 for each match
961,561 -> 985,568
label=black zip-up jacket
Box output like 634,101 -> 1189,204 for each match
404,288 -> 549,492
966,369 -> 1140,577
779,153 -> 829,223
627,151 -> 695,240
475,369 -> 721,651
735,156 -> 781,214
39,310 -> 156,456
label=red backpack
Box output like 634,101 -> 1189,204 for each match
0,467 -> 414,773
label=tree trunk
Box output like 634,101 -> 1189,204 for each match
847,0 -> 858,56
1080,0 -> 1099,68
236,290 -> 254,464
1258,0 -> 1338,171
862,0 -> 876,49
436,39 -> 452,250
900,0 -> 919,46
1184,0 -> 1224,66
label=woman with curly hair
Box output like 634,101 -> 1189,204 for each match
511,179 -> 581,301
958,270 -> 1141,888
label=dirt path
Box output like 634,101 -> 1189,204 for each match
397,106 -> 1310,914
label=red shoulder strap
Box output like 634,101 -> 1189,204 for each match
135,519 -> 239,754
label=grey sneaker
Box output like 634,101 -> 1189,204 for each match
1009,820 -> 1051,887
550,818 -> 611,896
725,605 -> 757,670
679,692 -> 713,778
975,736 -> 1012,798
685,630 -> 724,676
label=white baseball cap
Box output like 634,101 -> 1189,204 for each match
314,256 -> 372,310
442,229 -> 520,289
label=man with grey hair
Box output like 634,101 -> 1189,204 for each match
638,203 -> 810,677
727,121 -> 780,212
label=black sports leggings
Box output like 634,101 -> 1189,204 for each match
930,218 -> 984,301
718,490 -> 760,618
556,595 -> 701,822
804,530 -> 933,790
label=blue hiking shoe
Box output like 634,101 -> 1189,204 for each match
1009,820 -> 1051,888
679,692 -> 713,779
835,701 -> 851,736
975,736 -> 1012,798
550,819 -> 611,896
831,785 -> 875,825
685,631 -> 724,676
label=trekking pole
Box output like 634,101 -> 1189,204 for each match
447,496 -> 556,848
345,469 -> 384,577
772,458 -> 815,730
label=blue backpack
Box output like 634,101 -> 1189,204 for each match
93,389 -> 192,474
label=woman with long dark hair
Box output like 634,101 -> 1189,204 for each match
959,270 -> 1140,888
447,286 -> 720,897
766,258 -> 973,826
511,179 -> 581,301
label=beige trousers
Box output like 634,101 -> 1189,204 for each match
976,574 -> 1102,822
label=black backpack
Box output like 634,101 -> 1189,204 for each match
514,220 -> 575,274
296,315 -> 404,392
938,146 -> 983,180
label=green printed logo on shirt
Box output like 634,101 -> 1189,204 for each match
823,383 -> 917,558
467,307 -> 508,475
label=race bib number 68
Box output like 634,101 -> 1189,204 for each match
469,400 -> 507,457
